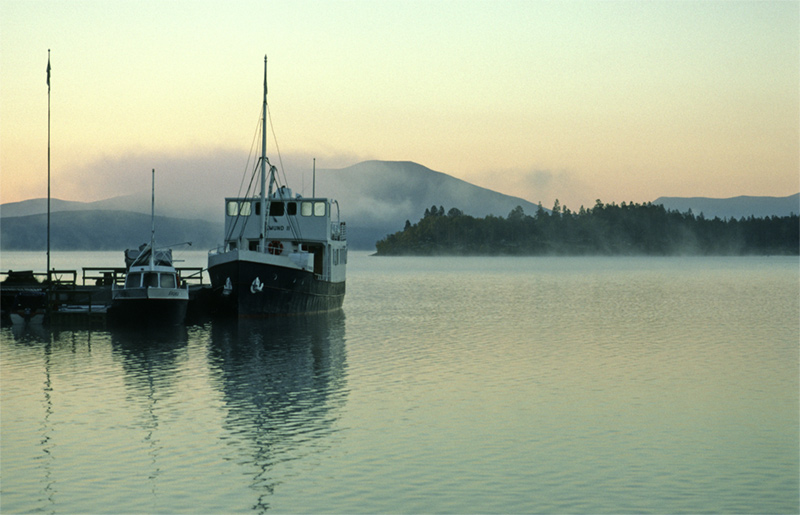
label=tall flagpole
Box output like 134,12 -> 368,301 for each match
46,49 -> 51,283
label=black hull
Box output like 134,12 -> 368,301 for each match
108,298 -> 189,326
208,260 -> 345,317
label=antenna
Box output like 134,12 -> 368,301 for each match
313,158 -> 316,198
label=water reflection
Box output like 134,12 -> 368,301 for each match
208,312 -> 348,512
37,340 -> 56,511
1,316 -> 51,343
108,326 -> 190,500
1,312 -> 349,513
0,327 -> 94,514
110,324 -> 190,387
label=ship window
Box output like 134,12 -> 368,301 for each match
301,201 -> 313,216
249,240 -> 259,251
160,274 -> 176,288
125,272 -> 142,288
227,201 -> 252,216
144,273 -> 159,287
255,202 -> 261,215
227,201 -> 238,216
314,202 -> 326,217
269,202 -> 284,216
287,202 -> 297,215
228,241 -> 237,250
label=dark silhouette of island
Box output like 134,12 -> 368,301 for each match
375,201 -> 799,256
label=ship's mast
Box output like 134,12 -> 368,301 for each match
149,169 -> 156,268
260,55 -> 267,252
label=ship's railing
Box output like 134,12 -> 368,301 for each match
2,266 -> 206,289
83,267 -> 126,286
209,242 -> 259,254
209,244 -> 234,256
331,221 -> 347,241
177,267 -> 205,286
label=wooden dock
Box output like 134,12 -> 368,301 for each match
1,266 -> 212,326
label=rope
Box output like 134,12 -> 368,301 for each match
223,102 -> 308,247
224,110 -> 263,244
267,104 -> 290,189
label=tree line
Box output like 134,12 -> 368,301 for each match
374,200 -> 799,255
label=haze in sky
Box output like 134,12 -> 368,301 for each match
1,0 -> 798,212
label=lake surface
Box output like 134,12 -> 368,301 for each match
2,252 -> 798,514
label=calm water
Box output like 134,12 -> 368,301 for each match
1,252 -> 798,514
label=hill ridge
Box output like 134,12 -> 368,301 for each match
2,160 -> 798,249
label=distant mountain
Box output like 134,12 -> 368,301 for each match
654,194 -> 799,220
1,195 -> 160,219
1,160 -> 542,249
313,161 -> 542,247
0,210 -> 221,251
8,160 -> 792,251
1,198 -> 93,217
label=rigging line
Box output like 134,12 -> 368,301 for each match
225,165 -> 260,244
225,159 -> 259,243
266,104 -> 289,189
232,160 -> 262,244
265,103 -> 304,243
225,107 -> 267,243
237,108 -> 264,199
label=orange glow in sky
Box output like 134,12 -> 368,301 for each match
1,0 -> 798,211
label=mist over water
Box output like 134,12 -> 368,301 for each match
1,253 -> 797,513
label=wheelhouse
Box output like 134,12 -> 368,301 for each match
124,268 -> 179,289
221,188 -> 343,253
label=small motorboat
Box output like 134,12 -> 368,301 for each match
108,170 -> 189,326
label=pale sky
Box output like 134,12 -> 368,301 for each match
2,0 -> 798,212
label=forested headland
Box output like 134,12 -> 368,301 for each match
374,201 -> 799,256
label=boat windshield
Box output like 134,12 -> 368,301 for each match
125,272 -> 142,288
126,272 -> 176,288
144,273 -> 159,287
160,274 -> 177,288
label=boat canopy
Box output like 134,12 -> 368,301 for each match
127,246 -> 174,269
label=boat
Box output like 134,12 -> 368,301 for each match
108,170 -> 189,326
207,57 -> 347,316
1,270 -> 44,323
9,290 -> 47,325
